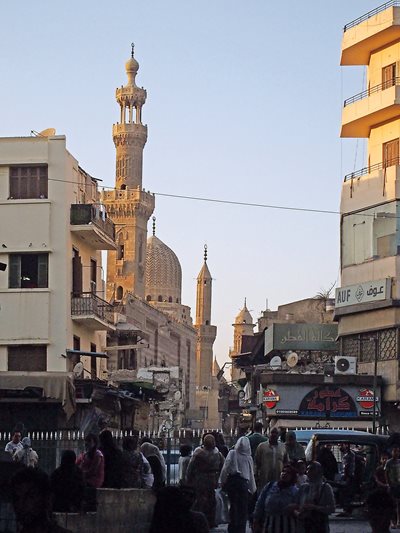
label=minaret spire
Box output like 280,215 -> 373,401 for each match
131,42 -> 135,58
152,216 -> 156,236
204,244 -> 208,262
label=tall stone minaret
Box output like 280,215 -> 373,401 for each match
230,299 -> 254,382
195,245 -> 217,390
103,45 -> 155,302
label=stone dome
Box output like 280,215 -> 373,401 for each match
235,302 -> 254,325
145,235 -> 182,304
125,56 -> 139,75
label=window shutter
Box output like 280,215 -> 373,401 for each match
37,254 -> 48,288
9,255 -> 21,288
72,255 -> 83,295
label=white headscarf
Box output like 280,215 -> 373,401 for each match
219,437 -> 256,493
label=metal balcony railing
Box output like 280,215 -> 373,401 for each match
71,292 -> 114,323
344,157 -> 400,181
344,77 -> 400,106
70,204 -> 115,241
344,0 -> 400,32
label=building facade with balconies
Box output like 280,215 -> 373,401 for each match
0,133 -> 115,429
337,1 -> 400,430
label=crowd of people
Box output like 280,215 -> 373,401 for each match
4,425 -> 400,532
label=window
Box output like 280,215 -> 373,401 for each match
383,138 -> 399,168
117,244 -> 124,261
73,336 -> 81,351
8,345 -> 47,371
90,343 -> 97,379
9,166 -> 48,199
90,259 -> 97,293
146,295 -> 151,301
9,253 -> 48,288
158,295 -> 163,302
116,286 -> 123,300
382,63 -> 396,90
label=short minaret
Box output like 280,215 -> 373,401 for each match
103,45 -> 155,301
230,299 -> 255,382
195,245 -> 217,390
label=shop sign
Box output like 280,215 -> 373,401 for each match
263,389 -> 280,409
265,324 -> 338,355
275,409 -> 298,415
335,279 -> 389,309
298,386 -> 357,418
356,389 -> 378,410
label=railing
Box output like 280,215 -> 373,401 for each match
70,203 -> 115,241
344,157 -> 400,181
344,77 -> 400,106
344,0 -> 400,31
71,292 -> 114,323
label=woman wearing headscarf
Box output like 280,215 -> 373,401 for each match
284,431 -> 305,464
140,442 -> 166,489
219,436 -> 256,533
186,434 -> 225,529
253,464 -> 298,533
294,462 -> 335,533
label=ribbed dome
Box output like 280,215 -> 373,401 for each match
145,235 -> 182,304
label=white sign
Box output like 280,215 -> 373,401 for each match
335,279 -> 389,309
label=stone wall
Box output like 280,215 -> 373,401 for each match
54,488 -> 156,533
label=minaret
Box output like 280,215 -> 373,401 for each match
103,45 -> 155,301
195,245 -> 217,389
230,299 -> 254,382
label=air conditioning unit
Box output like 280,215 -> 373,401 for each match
334,356 -> 357,375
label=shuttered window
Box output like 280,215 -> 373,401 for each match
383,138 -> 399,168
8,345 -> 47,371
9,166 -> 48,199
382,63 -> 396,90
9,253 -> 48,288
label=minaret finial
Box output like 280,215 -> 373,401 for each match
131,42 -> 135,58
244,297 -> 247,308
152,216 -> 156,236
204,244 -> 208,262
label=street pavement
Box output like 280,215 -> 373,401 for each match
211,519 -> 398,532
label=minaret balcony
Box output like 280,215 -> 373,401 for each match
341,79 -> 400,137
341,3 -> 400,65
70,204 -> 116,250
71,292 -> 115,331
112,122 -> 147,138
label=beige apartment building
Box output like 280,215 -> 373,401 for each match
337,2 -> 400,429
0,133 -> 115,429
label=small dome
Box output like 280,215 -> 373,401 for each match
235,302 -> 253,325
146,235 -> 182,303
125,56 -> 139,75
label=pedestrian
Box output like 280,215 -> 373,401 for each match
11,467 -> 72,532
336,442 -> 356,517
253,464 -> 298,533
76,433 -> 104,488
219,436 -> 256,533
294,461 -> 335,533
248,422 -> 267,459
5,430 -> 23,457
140,442 -> 166,489
98,429 -> 125,488
121,435 -> 146,488
178,444 -> 192,485
284,431 -> 305,463
213,432 -> 229,458
316,444 -> 338,482
296,460 -> 308,487
366,487 -> 395,533
13,437 -> 38,468
385,444 -> 400,528
149,486 -> 209,533
186,434 -> 225,529
374,451 -> 389,489
254,427 -> 288,492
51,450 -> 85,512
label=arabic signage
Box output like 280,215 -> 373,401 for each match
335,279 -> 389,309
298,386 -> 358,418
263,389 -> 280,409
265,324 -> 338,355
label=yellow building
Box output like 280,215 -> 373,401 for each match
337,2 -> 400,429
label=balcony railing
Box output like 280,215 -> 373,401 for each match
344,157 -> 400,181
344,78 -> 400,107
70,204 -> 115,241
344,0 -> 400,32
71,292 -> 114,323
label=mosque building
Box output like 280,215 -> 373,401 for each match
102,47 -> 220,429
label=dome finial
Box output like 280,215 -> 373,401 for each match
131,42 -> 135,58
244,297 -> 247,308
204,244 -> 208,262
152,216 -> 156,236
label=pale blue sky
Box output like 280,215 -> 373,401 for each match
0,1 -> 379,365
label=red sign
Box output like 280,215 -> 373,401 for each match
298,386 -> 357,418
356,389 -> 376,410
263,389 -> 280,409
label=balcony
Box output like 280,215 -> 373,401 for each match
341,78 -> 400,137
342,2 -> 400,65
71,292 -> 115,331
70,204 -> 116,250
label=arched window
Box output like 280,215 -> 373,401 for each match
176,298 -> 179,303
146,295 -> 151,301
168,296 -> 172,303
120,184 -> 126,190
116,286 -> 123,301
158,295 -> 163,302
206,320 -> 209,325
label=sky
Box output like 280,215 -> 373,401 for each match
0,1 -> 380,366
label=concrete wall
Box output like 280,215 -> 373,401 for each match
54,488 -> 156,533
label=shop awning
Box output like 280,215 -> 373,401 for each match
0,372 -> 76,419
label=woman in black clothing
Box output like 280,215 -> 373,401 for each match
98,429 -> 125,488
51,450 -> 84,512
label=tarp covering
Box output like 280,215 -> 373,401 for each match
0,372 -> 76,419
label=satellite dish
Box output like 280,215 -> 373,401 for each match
269,356 -> 282,370
287,352 -> 299,368
39,128 -> 56,137
73,362 -> 84,378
